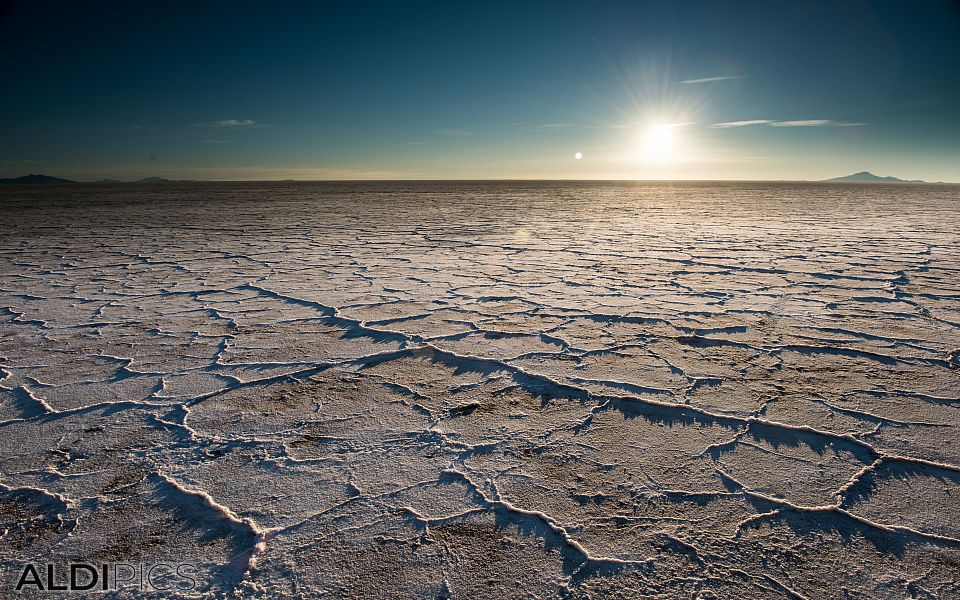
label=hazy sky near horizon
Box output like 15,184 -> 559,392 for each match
1,0 -> 959,181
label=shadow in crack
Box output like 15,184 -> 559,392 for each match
741,506 -> 919,556
150,475 -> 258,584
842,460 -> 960,508
0,487 -> 72,550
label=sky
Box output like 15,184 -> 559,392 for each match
1,0 -> 959,181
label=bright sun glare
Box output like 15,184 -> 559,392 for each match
642,123 -> 680,162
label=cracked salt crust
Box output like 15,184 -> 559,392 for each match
1,181 -> 959,598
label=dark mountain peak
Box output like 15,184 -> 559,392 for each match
824,171 -> 925,183
0,174 -> 76,184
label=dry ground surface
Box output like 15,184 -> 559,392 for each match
1,181 -> 959,598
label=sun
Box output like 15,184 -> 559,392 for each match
642,123 -> 680,162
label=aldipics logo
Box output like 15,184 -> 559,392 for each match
14,562 -> 199,593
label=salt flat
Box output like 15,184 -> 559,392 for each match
1,181 -> 959,598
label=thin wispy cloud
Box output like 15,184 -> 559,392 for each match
0,159 -> 41,164
712,120 -> 773,128
193,119 -> 259,128
523,122 -> 627,132
679,75 -> 745,84
770,119 -> 865,127
769,119 -> 832,127
712,119 -> 865,128
533,122 -> 578,129
200,139 -> 230,144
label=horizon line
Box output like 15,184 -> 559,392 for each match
2,177 -> 955,185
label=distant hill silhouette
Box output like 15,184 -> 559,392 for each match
93,177 -> 195,183
136,176 -> 196,182
824,171 -> 925,183
0,174 -> 75,184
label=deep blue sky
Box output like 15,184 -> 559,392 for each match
2,0 -> 959,180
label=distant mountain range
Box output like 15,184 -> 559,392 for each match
97,176 -> 192,183
0,174 -> 76,184
824,171 -> 927,183
0,174 -> 194,184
